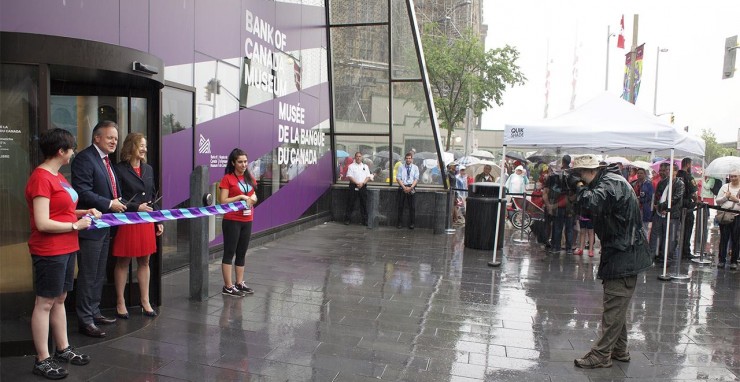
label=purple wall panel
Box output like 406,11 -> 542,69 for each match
252,152 -> 333,232
120,0 -> 150,52
161,129 -> 194,209
149,0 -> 195,66
1,0 -> 334,235
0,0 -> 120,45
193,113 -> 241,185
274,2 -> 302,53
194,0 -> 241,60
239,109 -> 278,169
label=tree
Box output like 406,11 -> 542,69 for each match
701,128 -> 733,164
422,26 -> 526,150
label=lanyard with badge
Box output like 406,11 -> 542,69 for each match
235,174 -> 252,216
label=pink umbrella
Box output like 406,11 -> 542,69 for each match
650,159 -> 681,172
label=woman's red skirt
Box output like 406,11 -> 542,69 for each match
112,223 -> 156,258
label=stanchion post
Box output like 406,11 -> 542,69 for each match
512,192 -> 529,245
189,165 -> 210,301
445,187 -> 456,234
489,145 -> 507,268
671,208 -> 690,280
658,149 -> 675,281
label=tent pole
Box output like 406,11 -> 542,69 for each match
658,149 -> 675,281
488,145 -> 506,267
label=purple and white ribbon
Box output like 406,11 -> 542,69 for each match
87,201 -> 248,230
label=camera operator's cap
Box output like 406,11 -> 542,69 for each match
459,165 -> 466,170
572,154 -> 605,169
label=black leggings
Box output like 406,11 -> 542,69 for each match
222,219 -> 252,266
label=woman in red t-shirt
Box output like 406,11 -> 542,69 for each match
219,148 -> 258,297
24,128 -> 101,379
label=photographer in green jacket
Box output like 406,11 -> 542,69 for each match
566,154 -> 653,369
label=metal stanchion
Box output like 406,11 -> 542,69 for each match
511,193 -> 529,245
657,214 -> 672,281
670,207 -> 690,280
444,187 -> 456,234
692,203 -> 712,265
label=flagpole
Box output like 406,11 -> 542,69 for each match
628,15 -> 639,103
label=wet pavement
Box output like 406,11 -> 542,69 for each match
2,221 -> 739,381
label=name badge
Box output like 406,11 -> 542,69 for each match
243,205 -> 252,216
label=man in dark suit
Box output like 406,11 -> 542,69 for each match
71,120 -> 126,338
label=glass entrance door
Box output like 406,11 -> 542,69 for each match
49,90 -> 161,311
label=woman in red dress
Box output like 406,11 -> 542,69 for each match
112,133 -> 163,318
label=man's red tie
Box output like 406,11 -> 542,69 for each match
104,156 -> 118,199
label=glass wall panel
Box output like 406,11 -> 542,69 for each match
0,64 -> 37,299
331,25 -> 390,134
165,63 -> 194,86
194,56 -> 241,124
130,97 -> 148,135
335,135 -> 395,185
160,85 -> 194,272
392,82 -> 443,186
390,0 -> 421,80
50,95 -> 129,175
329,0 -> 387,25
161,87 -> 193,135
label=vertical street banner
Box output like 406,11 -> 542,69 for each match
621,43 -> 645,104
621,53 -> 631,102
633,44 -> 644,103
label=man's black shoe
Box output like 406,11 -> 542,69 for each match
79,324 -> 106,338
344,220 -> 350,225
93,315 -> 116,325
397,224 -> 402,229
409,224 -> 415,230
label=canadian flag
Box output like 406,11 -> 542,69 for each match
617,15 -> 625,49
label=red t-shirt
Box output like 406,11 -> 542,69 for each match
219,173 -> 256,222
25,168 -> 79,256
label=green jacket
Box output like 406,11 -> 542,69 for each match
574,166 -> 653,279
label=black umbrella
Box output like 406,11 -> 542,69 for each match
505,151 -> 527,162
526,148 -> 559,163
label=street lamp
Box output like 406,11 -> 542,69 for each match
605,27 -> 616,91
653,46 -> 669,115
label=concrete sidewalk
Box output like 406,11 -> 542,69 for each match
2,222 -> 739,381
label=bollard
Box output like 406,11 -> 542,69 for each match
434,192 -> 447,234
366,188 -> 379,229
189,165 -> 210,301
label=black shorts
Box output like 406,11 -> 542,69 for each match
32,252 -> 76,298
579,219 -> 594,230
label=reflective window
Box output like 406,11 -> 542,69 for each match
160,85 -> 194,272
331,25 -> 389,134
329,0 -> 443,188
0,64 -> 37,296
330,0 -> 388,25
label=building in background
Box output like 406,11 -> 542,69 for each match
0,0 -> 441,353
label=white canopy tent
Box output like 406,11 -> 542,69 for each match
488,93 -> 705,273
503,93 -> 705,157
